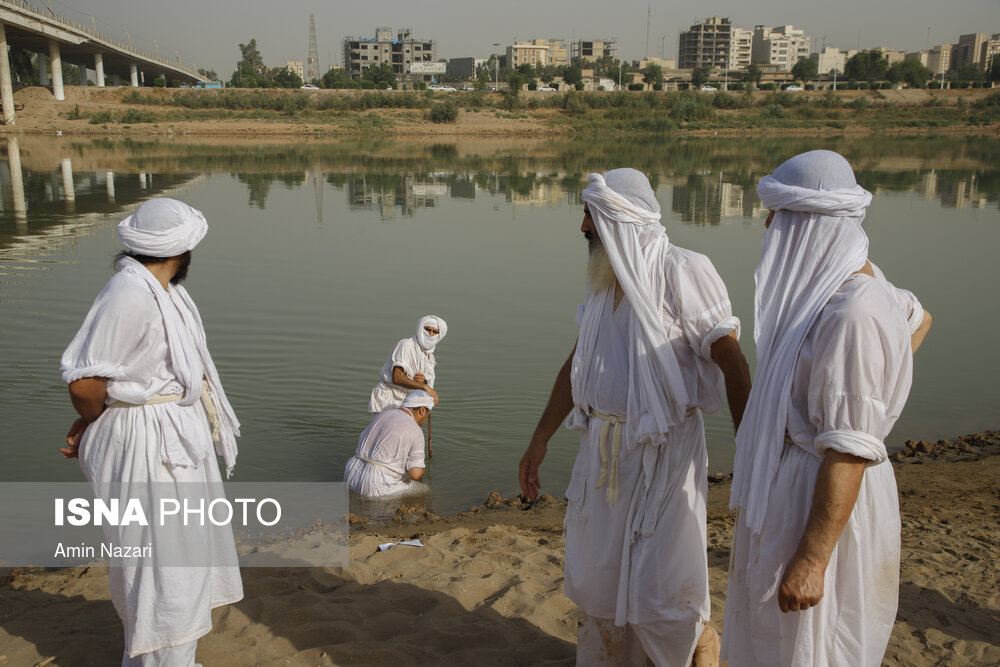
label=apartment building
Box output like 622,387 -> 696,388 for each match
507,41 -> 550,68
905,44 -> 952,77
730,28 -> 753,69
678,17 -> 733,69
811,46 -> 846,74
752,25 -> 812,71
571,39 -> 617,63
284,61 -> 304,80
343,27 -> 436,80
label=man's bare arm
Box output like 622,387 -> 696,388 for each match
911,310 -> 932,354
391,366 -> 438,404
518,342 -> 577,499
710,331 -> 751,431
62,378 -> 108,458
778,450 -> 867,613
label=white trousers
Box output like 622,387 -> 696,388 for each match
122,639 -> 198,666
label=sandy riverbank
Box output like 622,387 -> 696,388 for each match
1,431 -> 997,665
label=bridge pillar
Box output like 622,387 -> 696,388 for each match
106,171 -> 115,202
48,40 -> 65,101
38,53 -> 49,86
94,54 -> 105,87
0,23 -> 16,125
61,158 -> 75,212
130,64 -> 138,87
7,137 -> 26,221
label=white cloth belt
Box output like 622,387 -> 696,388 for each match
109,380 -> 221,444
593,411 -> 626,505
357,455 -> 403,476
592,406 -> 700,506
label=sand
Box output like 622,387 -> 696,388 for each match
1,432 -> 997,666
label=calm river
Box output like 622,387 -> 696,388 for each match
1,134 -> 997,516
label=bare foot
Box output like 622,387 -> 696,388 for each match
692,625 -> 720,667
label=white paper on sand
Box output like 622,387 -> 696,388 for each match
377,539 -> 423,551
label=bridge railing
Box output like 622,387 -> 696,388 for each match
1,0 -> 200,78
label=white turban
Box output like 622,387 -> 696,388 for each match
415,315 -> 447,353
574,169 -> 691,448
730,150 -> 873,535
401,389 -> 435,410
117,198 -> 208,257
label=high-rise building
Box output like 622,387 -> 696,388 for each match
752,25 -> 812,71
730,28 -> 753,69
344,27 -> 436,81
678,17 -> 733,69
953,33 -> 988,69
571,39 -> 617,63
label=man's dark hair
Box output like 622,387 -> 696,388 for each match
113,250 -> 169,267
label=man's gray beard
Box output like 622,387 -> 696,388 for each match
587,238 -> 618,294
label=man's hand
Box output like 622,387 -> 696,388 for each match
426,387 -> 439,405
61,417 -> 89,459
518,440 -> 547,500
778,552 -> 826,612
413,373 -> 426,384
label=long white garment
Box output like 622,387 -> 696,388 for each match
60,267 -> 243,659
722,273 -> 920,667
564,245 -> 738,665
344,409 -> 426,497
368,338 -> 436,413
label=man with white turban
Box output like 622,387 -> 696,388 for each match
345,390 -> 433,497
519,168 -> 751,666
722,150 -> 932,666
60,197 -> 243,666
369,315 -> 447,412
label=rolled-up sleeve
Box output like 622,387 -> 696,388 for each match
60,282 -> 150,384
674,253 -> 741,360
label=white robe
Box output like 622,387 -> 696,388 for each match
368,338 -> 436,413
60,270 -> 243,658
564,246 -> 738,664
344,409 -> 426,498
722,272 -> 921,667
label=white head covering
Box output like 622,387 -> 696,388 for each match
415,315 -> 447,353
573,168 -> 691,448
118,198 -> 208,257
730,150 -> 873,534
401,389 -> 435,410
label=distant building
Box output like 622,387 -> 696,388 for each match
285,61 -> 304,80
639,56 -> 677,70
984,35 -> 1000,71
953,33 -> 988,69
507,41 -> 550,68
343,27 -> 437,82
811,46 -> 847,74
678,17 -> 733,69
730,28 -> 753,69
905,45 -> 952,79
572,39 -> 617,63
870,48 -> 905,66
752,25 -> 812,71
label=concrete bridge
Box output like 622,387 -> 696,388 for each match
0,0 -> 207,125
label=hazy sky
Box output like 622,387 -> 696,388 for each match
40,0 -> 999,76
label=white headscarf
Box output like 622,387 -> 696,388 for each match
415,315 -> 447,353
730,150 -> 873,534
118,198 -> 208,258
401,389 -> 435,410
573,168 -> 691,448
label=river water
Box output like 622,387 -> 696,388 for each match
1,134 -> 997,516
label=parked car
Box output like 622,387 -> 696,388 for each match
427,84 -> 457,92
462,85 -> 476,91
537,86 -> 556,91
699,85 -> 717,92
300,84 -> 319,90
784,85 -> 804,92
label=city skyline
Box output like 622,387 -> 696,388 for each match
33,0 -> 999,77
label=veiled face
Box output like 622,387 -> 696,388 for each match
581,205 -> 597,244
423,326 -> 439,336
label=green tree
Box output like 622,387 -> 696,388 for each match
952,62 -> 984,83
272,67 -> 303,88
8,47 -> 35,83
515,63 -> 534,78
643,62 -> 663,90
886,60 -> 932,87
691,65 -> 712,89
363,63 -> 398,89
197,67 -> 219,81
559,63 -> 583,88
507,71 -> 527,92
745,63 -> 763,88
322,67 -> 355,89
844,49 -> 888,85
230,38 -> 266,87
791,57 -> 818,84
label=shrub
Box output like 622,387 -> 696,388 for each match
669,98 -> 712,121
428,100 -> 458,123
759,83 -> 776,91
762,104 -> 786,118
118,108 -> 156,123
628,83 -> 644,91
848,97 -> 870,112
727,82 -> 744,91
677,83 -> 689,91
153,76 -> 167,88
88,110 -> 113,124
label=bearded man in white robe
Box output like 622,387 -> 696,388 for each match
722,150 -> 932,666
61,198 -> 243,667
369,315 -> 447,412
519,168 -> 751,666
